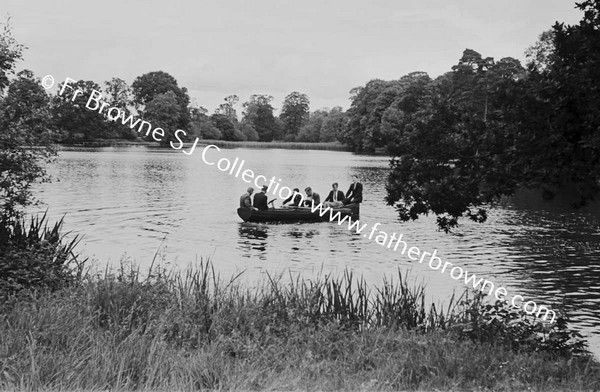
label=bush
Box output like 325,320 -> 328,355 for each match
0,212 -> 86,298
451,293 -> 587,357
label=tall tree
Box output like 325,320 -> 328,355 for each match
280,91 -> 310,141
513,0 -> 600,207
242,95 -> 281,141
189,105 -> 222,139
143,91 -> 181,145
0,18 -> 24,91
131,71 -> 190,130
104,77 -> 135,139
215,95 -> 239,123
525,30 -> 556,72
344,79 -> 403,152
384,55 -> 526,231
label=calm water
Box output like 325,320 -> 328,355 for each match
30,146 -> 600,356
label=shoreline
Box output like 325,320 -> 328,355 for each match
56,139 -> 356,152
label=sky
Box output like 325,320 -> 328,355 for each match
3,0 -> 583,114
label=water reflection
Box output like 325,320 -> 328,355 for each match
238,224 -> 269,257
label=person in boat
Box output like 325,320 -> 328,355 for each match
303,186 -> 320,207
253,185 -> 269,211
324,182 -> 345,208
282,187 -> 303,207
343,176 -> 363,205
240,187 -> 256,210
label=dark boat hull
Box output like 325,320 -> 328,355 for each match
237,204 -> 360,223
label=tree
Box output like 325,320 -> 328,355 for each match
297,109 -> 326,142
280,91 -> 310,141
51,80 -> 109,141
215,95 -> 239,123
242,95 -> 281,141
525,30 -> 556,71
104,77 -> 135,139
513,0 -> 600,208
344,79 -> 404,152
188,105 -> 221,139
296,107 -> 346,143
0,21 -> 54,221
321,106 -> 346,142
210,113 -> 245,141
131,71 -> 190,130
143,91 -> 181,145
384,55 -> 527,231
0,19 -> 24,91
238,120 -> 259,141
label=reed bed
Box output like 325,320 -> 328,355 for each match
190,139 -> 350,151
1,259 -> 598,391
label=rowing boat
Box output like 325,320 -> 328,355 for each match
237,204 -> 360,223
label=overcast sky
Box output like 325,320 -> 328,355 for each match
4,0 -> 583,114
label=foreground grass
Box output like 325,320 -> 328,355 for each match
1,262 -> 598,392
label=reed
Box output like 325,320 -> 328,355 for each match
191,139 -> 350,151
0,212 -> 86,298
0,259 -> 598,391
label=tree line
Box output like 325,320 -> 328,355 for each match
2,64 -> 348,146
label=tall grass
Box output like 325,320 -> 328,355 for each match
0,260 -> 598,391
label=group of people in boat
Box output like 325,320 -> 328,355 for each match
239,176 -> 363,211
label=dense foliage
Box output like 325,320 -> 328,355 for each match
0,23 -> 54,222
336,1 -> 600,230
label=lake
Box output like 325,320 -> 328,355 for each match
30,145 -> 600,356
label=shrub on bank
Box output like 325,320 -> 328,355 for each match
452,294 -> 587,357
0,212 -> 86,299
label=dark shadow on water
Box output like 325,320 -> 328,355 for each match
499,188 -> 600,350
237,223 -> 269,258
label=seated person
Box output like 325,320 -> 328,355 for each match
253,185 -> 269,211
303,186 -> 320,208
239,187 -> 256,210
324,182 -> 345,208
343,176 -> 363,205
282,188 -> 303,207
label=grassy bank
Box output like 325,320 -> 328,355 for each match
1,261 -> 599,392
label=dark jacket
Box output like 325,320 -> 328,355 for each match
345,182 -> 363,203
283,193 -> 303,206
253,192 -> 269,211
325,190 -> 345,203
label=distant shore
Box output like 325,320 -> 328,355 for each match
57,139 -> 354,151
